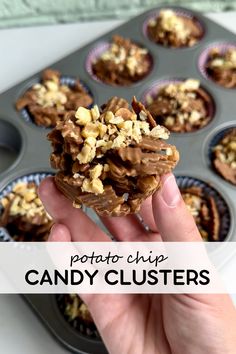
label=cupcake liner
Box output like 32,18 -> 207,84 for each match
19,77 -> 94,128
56,294 -> 100,340
0,172 -> 52,242
141,79 -> 182,105
141,79 -> 215,119
143,8 -> 204,47
0,227 -> 11,242
199,42 -> 236,83
86,41 -> 110,83
176,176 -> 231,241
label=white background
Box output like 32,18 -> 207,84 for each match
0,12 -> 236,354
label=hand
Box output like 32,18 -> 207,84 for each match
39,174 -> 236,354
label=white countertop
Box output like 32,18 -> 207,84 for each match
0,12 -> 236,354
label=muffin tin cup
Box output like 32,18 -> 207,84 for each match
85,40 -> 154,87
0,5 -> 236,354
140,78 -> 215,133
176,176 -> 231,242
56,294 -> 100,340
143,8 -> 205,49
199,42 -> 236,87
24,294 -> 107,354
207,124 -> 236,186
0,119 -> 24,174
18,76 -> 94,129
0,172 -> 52,242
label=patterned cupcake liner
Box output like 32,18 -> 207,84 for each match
86,40 -> 153,86
56,294 -> 101,340
141,78 -> 215,120
143,8 -> 204,48
208,125 -> 236,184
199,42 -> 236,86
176,176 -> 231,241
19,76 -> 94,128
0,172 -> 52,242
0,227 -> 11,242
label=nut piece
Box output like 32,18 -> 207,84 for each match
77,144 -> 96,164
75,107 -> 92,125
90,164 -> 103,179
150,125 -> 170,139
91,105 -> 100,120
81,123 -> 100,139
82,177 -> 104,194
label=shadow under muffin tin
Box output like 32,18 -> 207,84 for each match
0,5 -> 236,354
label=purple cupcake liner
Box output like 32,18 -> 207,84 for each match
86,41 -> 110,84
141,78 -> 215,119
141,78 -> 182,105
176,176 -> 231,241
143,8 -> 204,48
19,76 -> 94,129
0,172 -> 52,242
199,42 -> 236,84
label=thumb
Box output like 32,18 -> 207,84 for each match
152,173 -> 202,242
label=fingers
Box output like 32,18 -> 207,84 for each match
152,173 -> 202,242
48,223 -> 71,242
139,197 -> 159,232
101,214 -> 145,241
101,214 -> 161,241
39,177 -> 109,242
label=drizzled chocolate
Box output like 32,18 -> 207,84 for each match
147,9 -> 203,48
48,97 -> 179,216
91,35 -> 152,86
16,69 -> 93,128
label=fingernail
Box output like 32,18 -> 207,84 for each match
160,174 -> 181,207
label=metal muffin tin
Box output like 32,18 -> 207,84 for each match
0,5 -> 236,354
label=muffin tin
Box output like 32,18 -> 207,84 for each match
0,5 -> 236,354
